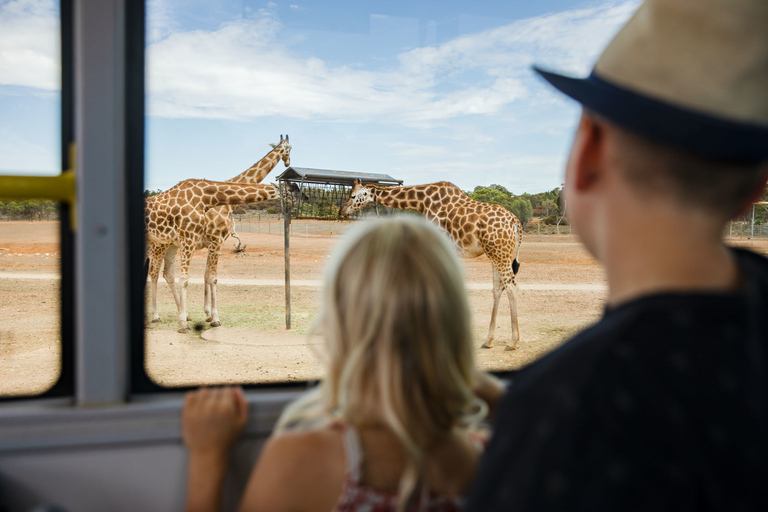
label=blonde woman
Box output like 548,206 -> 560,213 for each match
183,216 -> 506,512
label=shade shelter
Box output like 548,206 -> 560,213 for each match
276,167 -> 403,329
276,167 -> 402,219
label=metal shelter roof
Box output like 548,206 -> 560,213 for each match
277,167 -> 402,186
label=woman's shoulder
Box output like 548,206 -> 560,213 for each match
239,427 -> 346,511
263,426 -> 345,468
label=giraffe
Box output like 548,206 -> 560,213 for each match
147,135 -> 292,327
200,135 -> 291,326
340,180 -> 523,350
146,179 -> 281,332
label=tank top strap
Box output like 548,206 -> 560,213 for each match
341,424 -> 364,484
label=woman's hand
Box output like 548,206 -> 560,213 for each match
183,386 -> 248,457
183,386 -> 248,512
473,371 -> 507,420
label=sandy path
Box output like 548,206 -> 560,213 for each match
0,272 -> 606,291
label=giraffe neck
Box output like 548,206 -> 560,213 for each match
370,183 -> 459,217
228,146 -> 283,184
201,182 -> 279,208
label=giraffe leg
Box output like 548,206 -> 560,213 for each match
162,244 -> 184,318
204,281 -> 212,322
204,242 -> 222,326
177,241 -> 195,333
148,244 -> 164,323
504,279 -> 521,351
498,260 -> 521,351
231,229 -> 245,252
481,266 -> 504,349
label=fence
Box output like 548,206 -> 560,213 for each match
231,213 -> 768,241
726,220 -> 768,242
233,215 -> 355,238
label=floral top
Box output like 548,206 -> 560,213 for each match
333,424 -> 479,512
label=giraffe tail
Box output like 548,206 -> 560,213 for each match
513,258 -> 521,275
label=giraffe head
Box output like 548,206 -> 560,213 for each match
340,180 -> 374,217
268,134 -> 292,167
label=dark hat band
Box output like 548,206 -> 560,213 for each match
534,66 -> 768,164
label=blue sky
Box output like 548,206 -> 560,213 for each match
0,0 -> 640,193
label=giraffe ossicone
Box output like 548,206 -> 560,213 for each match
341,180 -> 523,350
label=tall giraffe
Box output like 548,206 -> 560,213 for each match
340,180 -> 523,350
199,135 -> 291,326
148,135 -> 292,327
146,179 -> 281,332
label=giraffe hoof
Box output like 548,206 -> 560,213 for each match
151,318 -> 161,323
187,316 -> 192,321
178,327 -> 189,334
210,321 -> 221,327
205,316 -> 213,323
481,343 -> 494,349
505,345 -> 517,351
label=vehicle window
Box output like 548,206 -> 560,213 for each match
143,0 -> 640,387
0,0 -> 64,397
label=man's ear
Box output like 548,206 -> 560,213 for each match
733,166 -> 768,218
570,114 -> 606,192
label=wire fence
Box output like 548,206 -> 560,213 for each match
232,213 -> 768,240
233,214 -> 355,238
726,221 -> 768,242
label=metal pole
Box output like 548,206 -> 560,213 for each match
284,205 -> 292,330
729,220 -> 732,243
752,204 -> 756,246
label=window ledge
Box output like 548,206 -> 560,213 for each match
0,389 -> 301,454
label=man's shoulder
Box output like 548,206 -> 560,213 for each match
510,271 -> 762,400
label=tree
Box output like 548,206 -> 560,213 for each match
468,184 -> 515,211
541,199 -> 558,217
510,198 -> 533,224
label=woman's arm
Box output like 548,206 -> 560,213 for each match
182,386 -> 248,512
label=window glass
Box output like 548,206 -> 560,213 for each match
0,0 -> 62,396
144,0 -> 640,386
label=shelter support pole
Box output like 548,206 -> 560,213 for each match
284,205 -> 291,329
751,204 -> 756,246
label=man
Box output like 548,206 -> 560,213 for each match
465,0 -> 768,509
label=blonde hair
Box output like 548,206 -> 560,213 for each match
276,216 -> 485,509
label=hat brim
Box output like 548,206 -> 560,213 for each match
534,66 -> 768,164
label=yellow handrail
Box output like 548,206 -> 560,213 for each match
0,144 -> 77,230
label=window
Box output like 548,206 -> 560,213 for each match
0,0 -> 73,399
139,0 -> 636,389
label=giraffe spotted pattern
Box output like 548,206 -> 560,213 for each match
341,180 -> 523,350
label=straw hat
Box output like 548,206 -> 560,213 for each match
535,0 -> 768,163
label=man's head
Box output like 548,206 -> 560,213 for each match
536,0 -> 768,261
563,110 -> 767,260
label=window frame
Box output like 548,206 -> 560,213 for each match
0,0 -> 75,402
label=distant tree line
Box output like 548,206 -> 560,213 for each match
0,200 -> 59,221
466,184 -> 564,226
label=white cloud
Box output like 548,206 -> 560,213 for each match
146,1 -> 640,125
147,0 -> 178,44
0,0 -> 639,124
0,0 -> 59,91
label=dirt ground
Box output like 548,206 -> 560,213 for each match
2,220 -> 766,396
